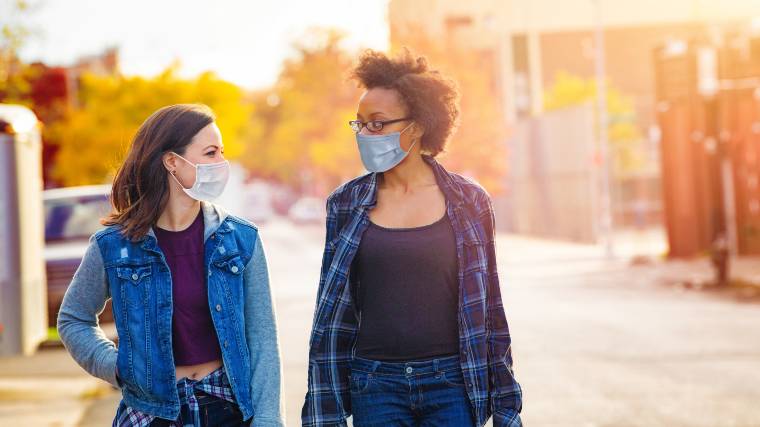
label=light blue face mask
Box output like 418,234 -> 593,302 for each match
355,122 -> 416,172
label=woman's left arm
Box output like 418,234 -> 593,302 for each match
480,194 -> 523,427
244,235 -> 285,427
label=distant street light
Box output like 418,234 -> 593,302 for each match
593,0 -> 614,259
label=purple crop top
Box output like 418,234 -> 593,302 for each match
154,209 -> 222,366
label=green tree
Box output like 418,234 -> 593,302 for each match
543,71 -> 645,175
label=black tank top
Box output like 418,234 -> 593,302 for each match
352,213 -> 460,361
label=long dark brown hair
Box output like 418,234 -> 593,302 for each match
103,104 -> 215,241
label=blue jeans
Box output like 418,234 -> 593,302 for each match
349,355 -> 476,427
148,391 -> 248,426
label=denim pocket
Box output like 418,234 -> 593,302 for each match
115,264 -> 152,309
349,371 -> 372,394
442,369 -> 466,387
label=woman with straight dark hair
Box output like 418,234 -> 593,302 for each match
302,50 -> 522,427
58,104 -> 284,427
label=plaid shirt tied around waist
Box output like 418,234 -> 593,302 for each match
114,366 -> 237,427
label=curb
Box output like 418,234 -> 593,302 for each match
0,377 -> 113,401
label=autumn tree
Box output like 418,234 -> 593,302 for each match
0,0 -> 37,104
49,67 -> 253,186
241,29 -> 363,194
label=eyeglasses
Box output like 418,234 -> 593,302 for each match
348,117 -> 412,133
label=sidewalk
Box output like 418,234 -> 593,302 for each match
606,227 -> 760,298
599,227 -> 759,289
0,322 -> 119,426
0,347 -> 117,426
502,226 -> 760,296
653,255 -> 760,294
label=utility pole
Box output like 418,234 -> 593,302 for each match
593,0 -> 615,259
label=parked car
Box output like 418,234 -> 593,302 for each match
270,184 -> 298,216
287,197 -> 325,225
241,182 -> 275,225
43,185 -> 113,327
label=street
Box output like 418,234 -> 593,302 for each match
2,218 -> 759,426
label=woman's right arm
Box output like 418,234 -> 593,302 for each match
57,235 -> 120,388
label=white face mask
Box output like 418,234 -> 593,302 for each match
169,152 -> 230,202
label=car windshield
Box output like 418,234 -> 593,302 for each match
44,195 -> 111,242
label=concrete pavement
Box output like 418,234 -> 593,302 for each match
0,348 -> 116,426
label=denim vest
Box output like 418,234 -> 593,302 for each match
94,207 -> 257,420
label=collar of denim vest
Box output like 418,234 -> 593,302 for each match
356,154 -> 468,210
142,201 -> 230,244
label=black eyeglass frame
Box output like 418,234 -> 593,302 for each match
348,117 -> 412,133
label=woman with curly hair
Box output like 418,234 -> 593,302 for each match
302,50 -> 523,427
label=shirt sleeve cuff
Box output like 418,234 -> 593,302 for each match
100,350 -> 120,388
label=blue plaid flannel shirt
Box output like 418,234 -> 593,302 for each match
302,155 -> 522,427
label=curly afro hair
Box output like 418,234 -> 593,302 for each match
351,48 -> 460,157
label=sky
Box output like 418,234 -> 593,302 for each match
10,0 -> 390,90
